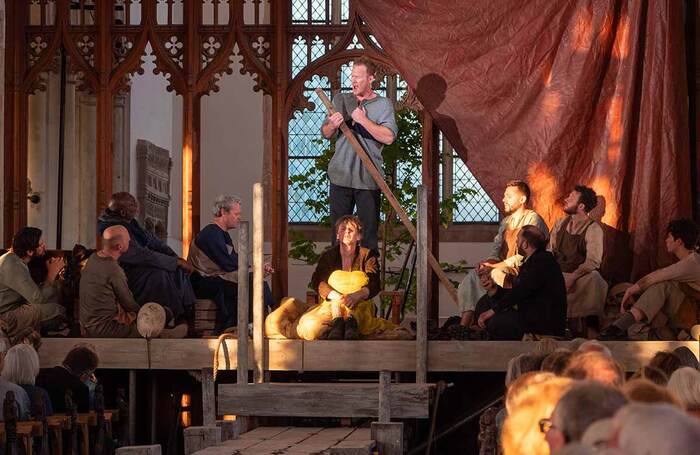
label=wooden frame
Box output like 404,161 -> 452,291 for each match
3,0 -> 445,313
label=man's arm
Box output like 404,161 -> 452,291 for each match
487,219 -> 508,261
118,241 -> 178,271
636,258 -> 696,292
110,265 -> 141,313
351,108 -> 395,145
492,257 -> 546,313
4,260 -> 50,306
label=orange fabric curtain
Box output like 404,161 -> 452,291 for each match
356,0 -> 691,279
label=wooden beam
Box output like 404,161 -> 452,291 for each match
315,89 -> 459,307
217,383 -> 431,418
270,0 -> 290,301
416,186 -> 428,384
252,183 -> 266,383
371,423 -> 403,455
378,371 -> 391,423
421,112 -> 440,320
38,339 -> 698,372
237,221 -> 250,385
201,368 -> 215,426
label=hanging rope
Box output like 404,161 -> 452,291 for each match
212,330 -> 237,381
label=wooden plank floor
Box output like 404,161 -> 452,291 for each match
194,426 -> 371,455
39,338 -> 700,372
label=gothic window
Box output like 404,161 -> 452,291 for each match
287,0 -> 498,224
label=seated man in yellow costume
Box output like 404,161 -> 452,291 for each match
266,215 -> 406,340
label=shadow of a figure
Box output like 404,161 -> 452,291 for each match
415,73 -> 468,156
590,195 -> 632,284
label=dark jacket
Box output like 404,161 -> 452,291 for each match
310,245 -> 381,300
493,249 -> 567,336
35,367 -> 90,413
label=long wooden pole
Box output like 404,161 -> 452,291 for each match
252,183 -> 266,383
315,88 -> 459,306
416,186 -> 428,385
237,221 -> 249,386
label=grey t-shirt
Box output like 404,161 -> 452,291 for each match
325,92 -> 398,190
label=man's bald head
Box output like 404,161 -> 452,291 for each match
102,225 -> 130,256
109,192 -> 139,220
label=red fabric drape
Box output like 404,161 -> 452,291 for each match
355,0 -> 690,279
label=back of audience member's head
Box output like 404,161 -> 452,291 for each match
1,344 -> 40,385
63,345 -> 99,379
581,418 -> 615,450
576,340 -> 613,358
502,376 -> 573,455
648,350 -> 682,378
541,350 -> 573,375
568,338 -> 588,351
534,339 -> 560,356
551,443 -> 596,455
673,346 -> 700,370
564,352 -> 624,387
545,381 -> 627,451
667,367 -> 700,412
611,403 -> 700,455
505,353 -> 545,387
630,365 -> 669,386
621,379 -> 679,406
506,371 -> 556,414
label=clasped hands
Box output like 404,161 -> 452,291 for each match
327,105 -> 368,130
327,289 -> 365,309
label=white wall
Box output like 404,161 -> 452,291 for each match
129,43 -> 182,254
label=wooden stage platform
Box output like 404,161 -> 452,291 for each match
38,338 -> 700,372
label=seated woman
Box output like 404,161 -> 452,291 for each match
1,343 -> 53,416
266,216 -> 407,340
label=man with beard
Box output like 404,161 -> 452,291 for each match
458,180 -> 549,327
0,227 -> 67,337
477,225 -> 567,339
549,185 -> 607,324
321,57 -> 398,252
98,192 -> 195,323
600,219 -> 700,340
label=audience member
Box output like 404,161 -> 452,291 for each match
600,219 -> 700,340
36,344 -> 98,412
621,379 -> 680,406
502,376 -> 572,455
563,351 -> 624,387
630,365 -> 669,386
673,345 -> 700,370
648,350 -> 682,378
97,192 -> 195,322
667,367 -> 700,418
543,381 -> 627,452
505,353 -> 545,387
548,186 -> 607,322
576,340 -> 612,357
477,226 -> 567,340
188,195 -> 274,334
541,350 -> 574,375
580,418 -> 614,450
458,180 -> 549,327
1,343 -> 52,416
0,227 -> 67,338
0,340 -> 30,421
610,403 -> 700,454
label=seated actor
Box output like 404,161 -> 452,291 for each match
477,225 -> 567,340
188,195 -> 274,334
600,219 -> 700,340
458,180 -> 549,327
0,227 -> 67,338
80,226 -> 187,338
98,192 -> 195,322
309,215 -> 385,340
549,185 -> 608,320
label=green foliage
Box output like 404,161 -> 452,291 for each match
288,108 -> 478,310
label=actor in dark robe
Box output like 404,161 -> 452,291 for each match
97,192 -> 195,321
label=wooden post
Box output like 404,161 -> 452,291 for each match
378,370 -> 391,423
4,391 -> 18,455
270,0 -> 290,301
421,111 -> 440,321
315,88 -> 459,306
237,221 -> 250,385
253,183 -> 266,383
128,371 -> 136,445
201,368 -> 215,426
416,186 -> 428,385
371,422 -> 403,455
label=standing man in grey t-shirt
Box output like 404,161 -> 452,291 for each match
321,57 -> 398,251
